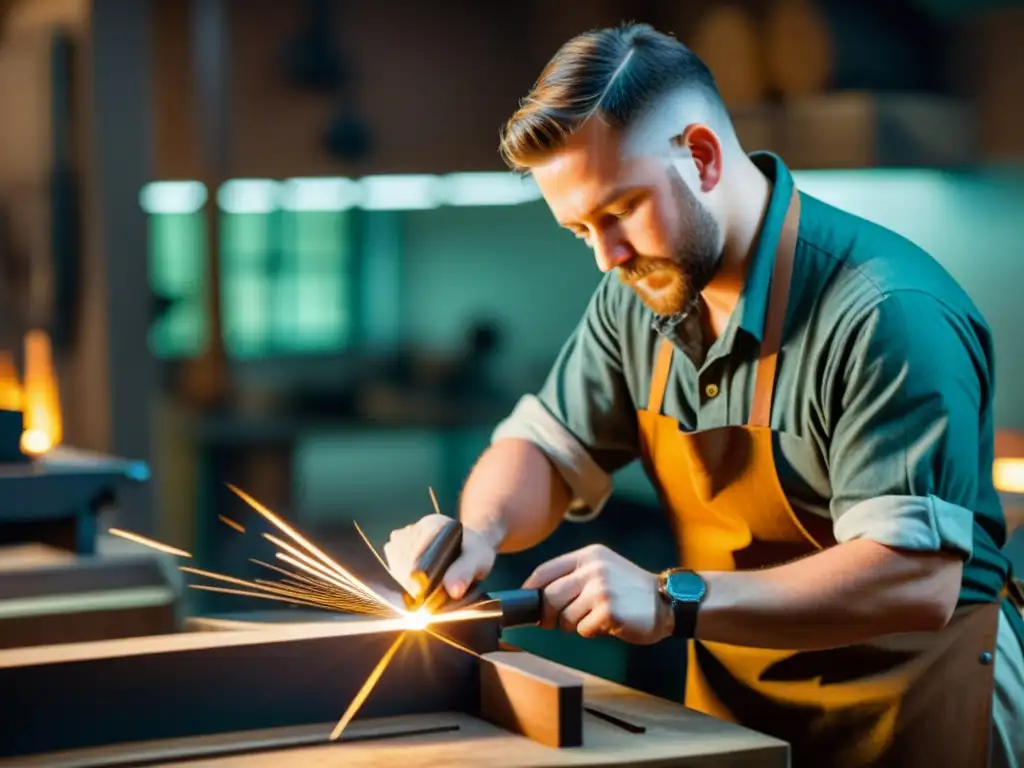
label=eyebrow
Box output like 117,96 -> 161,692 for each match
559,186 -> 641,228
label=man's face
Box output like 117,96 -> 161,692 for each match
531,119 -> 723,316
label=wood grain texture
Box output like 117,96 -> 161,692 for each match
479,650 -> 583,748
0,616 -> 500,759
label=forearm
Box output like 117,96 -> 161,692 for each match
459,438 -> 572,553
694,539 -> 963,650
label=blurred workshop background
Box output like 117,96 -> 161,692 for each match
0,0 -> 1022,700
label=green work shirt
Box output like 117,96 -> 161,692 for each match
491,152 -> 1023,763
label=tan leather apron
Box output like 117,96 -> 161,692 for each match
637,189 -> 1004,767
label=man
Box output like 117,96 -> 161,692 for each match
384,23 -> 1024,767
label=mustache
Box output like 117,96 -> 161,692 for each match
618,257 -> 680,284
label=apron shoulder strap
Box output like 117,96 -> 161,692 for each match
749,189 -> 801,429
647,338 -> 674,416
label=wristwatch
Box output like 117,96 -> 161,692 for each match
658,568 -> 707,639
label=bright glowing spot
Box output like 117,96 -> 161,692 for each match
994,458 -> 1024,494
20,429 -> 52,456
403,608 -> 432,630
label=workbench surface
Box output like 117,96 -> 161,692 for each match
15,669 -> 789,768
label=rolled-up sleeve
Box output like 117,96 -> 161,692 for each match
492,274 -> 640,521
827,290 -> 994,559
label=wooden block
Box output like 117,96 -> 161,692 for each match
0,554 -> 177,649
478,650 -> 583,748
0,615 -> 500,759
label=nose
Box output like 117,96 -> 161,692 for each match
593,238 -> 632,273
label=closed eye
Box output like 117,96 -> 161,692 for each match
607,199 -> 638,218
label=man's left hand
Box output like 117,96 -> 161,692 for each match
521,544 -> 673,645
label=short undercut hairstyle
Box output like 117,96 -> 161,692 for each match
499,23 -> 728,173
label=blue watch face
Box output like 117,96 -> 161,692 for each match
666,571 -> 706,602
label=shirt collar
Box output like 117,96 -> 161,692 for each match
649,151 -> 796,347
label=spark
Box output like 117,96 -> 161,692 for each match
218,514 -> 245,533
265,535 -> 357,591
187,584 -> 339,610
353,521 -> 397,582
261,532 -> 390,611
271,551 -> 396,613
424,627 -> 479,657
109,483 -> 504,749
182,566 -> 382,614
428,486 -> 442,515
107,528 -> 192,558
249,558 -> 322,587
228,484 -> 385,607
430,606 -> 503,625
330,631 -> 407,741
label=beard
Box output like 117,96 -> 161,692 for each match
617,169 -> 722,317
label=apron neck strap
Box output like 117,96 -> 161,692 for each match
647,336 -> 674,415
749,187 -> 801,428
644,188 -> 802,424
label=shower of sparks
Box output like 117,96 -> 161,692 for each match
218,514 -> 246,533
227,484 -> 390,610
107,484 -> 502,743
107,528 -> 192,558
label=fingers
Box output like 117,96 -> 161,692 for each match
537,569 -> 587,630
522,550 -> 580,590
442,525 -> 498,599
442,550 -> 489,600
528,545 -> 619,639
385,516 -> 500,603
551,572 -> 613,637
383,514 -> 453,598
575,597 -> 613,639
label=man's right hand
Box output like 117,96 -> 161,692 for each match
383,514 -> 500,602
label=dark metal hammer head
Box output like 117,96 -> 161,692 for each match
404,518 -> 463,610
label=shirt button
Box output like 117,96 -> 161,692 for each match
705,383 -> 720,399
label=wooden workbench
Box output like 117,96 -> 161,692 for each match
14,662 -> 790,768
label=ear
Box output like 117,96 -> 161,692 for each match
671,125 -> 723,193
